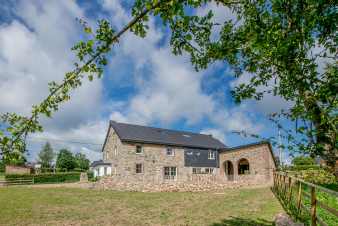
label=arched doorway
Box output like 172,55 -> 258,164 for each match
224,160 -> 234,181
238,158 -> 250,175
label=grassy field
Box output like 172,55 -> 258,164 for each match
0,186 -> 283,226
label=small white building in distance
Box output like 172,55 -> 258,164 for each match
90,160 -> 112,177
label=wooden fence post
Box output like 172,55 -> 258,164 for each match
297,181 -> 302,211
283,174 -> 286,198
311,186 -> 317,226
288,177 -> 292,203
278,174 -> 282,195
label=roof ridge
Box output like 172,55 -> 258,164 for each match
110,120 -> 213,137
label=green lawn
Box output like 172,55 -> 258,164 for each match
0,186 -> 283,226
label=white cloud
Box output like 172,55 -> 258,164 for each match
201,128 -> 226,143
0,0 -> 105,160
102,0 -> 262,139
230,72 -> 293,114
0,0 -> 268,161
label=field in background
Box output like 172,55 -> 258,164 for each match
0,186 -> 283,226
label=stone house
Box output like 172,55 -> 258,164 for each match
98,121 -> 276,191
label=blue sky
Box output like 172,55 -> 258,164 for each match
0,0 -> 292,163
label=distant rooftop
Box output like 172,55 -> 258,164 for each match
90,160 -> 111,167
108,121 -> 227,150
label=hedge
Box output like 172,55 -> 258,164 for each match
5,172 -> 81,184
286,169 -> 336,185
287,164 -> 321,171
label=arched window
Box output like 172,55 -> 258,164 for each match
238,158 -> 250,175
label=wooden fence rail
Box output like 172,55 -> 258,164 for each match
0,178 -> 34,186
273,171 -> 338,226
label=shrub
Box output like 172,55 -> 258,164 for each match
87,171 -> 94,180
288,164 -> 321,171
55,168 -> 67,172
291,169 -> 336,185
40,168 -> 55,173
5,172 -> 81,184
5,174 -> 34,181
291,156 -> 315,166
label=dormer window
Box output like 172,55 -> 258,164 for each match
166,147 -> 174,156
208,150 -> 216,160
136,145 -> 143,154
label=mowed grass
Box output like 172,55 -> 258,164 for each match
0,186 -> 283,226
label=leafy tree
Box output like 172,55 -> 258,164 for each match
0,0 -> 336,173
74,153 -> 90,171
291,156 -> 315,166
37,142 -> 54,168
56,149 -> 76,171
162,0 -> 337,171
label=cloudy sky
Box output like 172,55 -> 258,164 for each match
0,0 -> 291,162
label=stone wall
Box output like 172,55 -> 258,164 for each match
219,143 -> 276,184
95,175 -> 266,192
5,165 -> 31,174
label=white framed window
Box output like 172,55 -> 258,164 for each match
104,167 -> 107,176
192,168 -> 202,174
166,147 -> 174,156
164,167 -> 177,180
192,167 -> 214,174
136,145 -> 143,154
205,168 -> 214,174
136,163 -> 143,173
208,150 -> 216,160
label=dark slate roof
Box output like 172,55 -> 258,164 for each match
109,121 -> 226,150
219,141 -> 271,152
219,141 -> 277,167
90,160 -> 111,167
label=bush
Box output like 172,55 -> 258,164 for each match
5,172 -> 81,184
288,164 -> 321,171
290,169 -> 336,185
87,171 -> 94,180
291,156 -> 315,166
5,174 -> 34,181
55,168 -> 67,172
40,168 -> 55,173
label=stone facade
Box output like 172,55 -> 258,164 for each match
99,126 -> 276,191
102,127 -> 218,184
219,143 -> 276,185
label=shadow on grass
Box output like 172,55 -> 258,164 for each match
270,187 -> 309,224
210,216 -> 274,226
